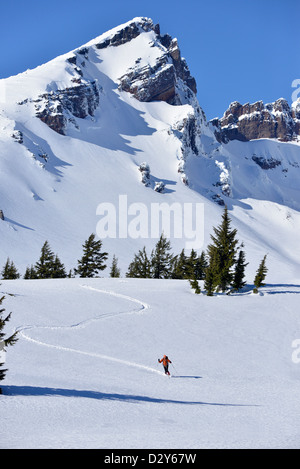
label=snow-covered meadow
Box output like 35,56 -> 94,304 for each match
1,277 -> 300,449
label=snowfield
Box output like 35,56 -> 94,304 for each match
1,277 -> 300,449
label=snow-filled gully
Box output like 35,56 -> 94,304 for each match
17,285 -> 164,376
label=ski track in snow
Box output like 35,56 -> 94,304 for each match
17,285 -> 164,376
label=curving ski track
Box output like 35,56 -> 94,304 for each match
17,284 -> 164,376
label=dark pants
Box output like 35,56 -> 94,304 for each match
163,365 -> 170,375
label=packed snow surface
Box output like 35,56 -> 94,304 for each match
1,277 -> 300,449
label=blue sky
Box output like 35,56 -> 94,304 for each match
1,0 -> 299,119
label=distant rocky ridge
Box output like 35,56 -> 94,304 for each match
210,98 -> 300,143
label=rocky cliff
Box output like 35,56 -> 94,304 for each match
211,98 -> 300,143
118,25 -> 197,105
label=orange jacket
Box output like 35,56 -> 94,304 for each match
159,355 -> 171,366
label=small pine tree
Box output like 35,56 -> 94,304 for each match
171,249 -> 188,279
254,255 -> 268,291
52,255 -> 67,279
110,255 -> 121,278
126,247 -> 151,278
75,234 -> 108,278
35,241 -> 56,279
207,206 -> 239,292
150,233 -> 174,279
194,251 -> 208,280
232,248 -> 248,291
204,247 -> 219,296
0,295 -> 18,384
1,258 -> 20,280
189,277 -> 201,294
24,265 -> 38,280
185,249 -> 198,279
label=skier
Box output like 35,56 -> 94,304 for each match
158,355 -> 172,375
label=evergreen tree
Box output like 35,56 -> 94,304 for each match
24,265 -> 38,280
126,247 -> 151,278
110,255 -> 121,278
35,241 -> 56,279
232,248 -> 248,291
150,233 -> 174,279
171,249 -> 188,279
207,206 -> 239,292
204,247 -> 218,296
0,295 -> 18,383
52,255 -> 67,278
189,277 -> 201,294
1,258 -> 20,279
194,251 -> 208,280
75,234 -> 108,278
254,255 -> 268,290
185,249 -> 198,279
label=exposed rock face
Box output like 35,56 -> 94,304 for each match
94,17 -> 158,49
118,38 -> 196,105
117,20 -> 197,105
211,98 -> 300,143
34,81 -> 100,135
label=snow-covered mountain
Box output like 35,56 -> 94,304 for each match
0,17 -> 299,280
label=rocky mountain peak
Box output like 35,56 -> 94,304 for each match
15,17 -> 198,136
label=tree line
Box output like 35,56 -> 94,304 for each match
1,234 -> 109,280
0,207 -> 268,295
125,206 -> 268,295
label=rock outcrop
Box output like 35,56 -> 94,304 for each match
118,33 -> 197,105
211,98 -> 300,143
33,80 -> 100,135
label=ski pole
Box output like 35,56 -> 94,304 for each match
171,362 -> 179,374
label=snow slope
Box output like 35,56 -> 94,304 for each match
1,277 -> 300,449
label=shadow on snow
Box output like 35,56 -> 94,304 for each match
2,385 -> 257,407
